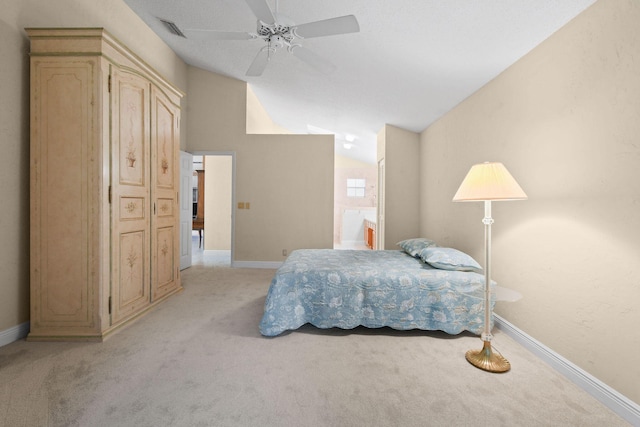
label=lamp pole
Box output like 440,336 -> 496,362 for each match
482,200 -> 493,343
464,199 -> 510,373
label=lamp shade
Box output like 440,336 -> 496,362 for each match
453,162 -> 527,202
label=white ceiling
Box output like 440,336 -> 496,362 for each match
124,0 -> 596,164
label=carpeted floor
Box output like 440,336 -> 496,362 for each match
0,264 -> 629,427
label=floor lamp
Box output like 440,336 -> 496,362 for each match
453,162 -> 527,373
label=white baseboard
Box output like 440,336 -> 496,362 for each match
494,314 -> 640,426
202,249 -> 231,256
231,260 -> 283,269
0,321 -> 30,348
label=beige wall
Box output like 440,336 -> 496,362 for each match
204,156 -> 233,251
377,125 -> 421,248
187,67 -> 247,149
187,66 -> 334,262
0,0 -> 188,332
419,0 -> 639,403
235,135 -> 334,261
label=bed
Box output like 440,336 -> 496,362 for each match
259,244 -> 494,337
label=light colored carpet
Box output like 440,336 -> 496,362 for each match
0,264 -> 629,427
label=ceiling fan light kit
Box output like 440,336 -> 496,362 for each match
182,0 -> 360,76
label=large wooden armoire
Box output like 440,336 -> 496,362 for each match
27,28 -> 184,341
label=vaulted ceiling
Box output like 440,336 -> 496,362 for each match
124,0 -> 596,164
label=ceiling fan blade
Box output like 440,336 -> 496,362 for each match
245,0 -> 276,24
291,46 -> 336,74
246,47 -> 272,76
293,15 -> 360,39
184,30 -> 254,41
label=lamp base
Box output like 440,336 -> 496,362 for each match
465,340 -> 511,373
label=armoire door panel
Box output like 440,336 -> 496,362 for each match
154,95 -> 176,189
117,81 -> 147,187
151,87 -> 180,301
112,230 -> 149,324
153,226 -> 176,300
157,198 -> 174,217
111,69 -> 152,325
119,196 -> 146,220
31,59 -> 97,329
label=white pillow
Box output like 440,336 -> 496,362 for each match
419,247 -> 482,273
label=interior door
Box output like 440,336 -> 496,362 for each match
179,151 -> 193,270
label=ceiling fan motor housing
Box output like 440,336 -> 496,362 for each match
257,21 -> 294,48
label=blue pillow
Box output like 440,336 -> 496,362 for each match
418,247 -> 483,273
397,238 -> 437,257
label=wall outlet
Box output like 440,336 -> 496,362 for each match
238,202 -> 245,209
282,249 -> 287,256
246,202 -> 250,209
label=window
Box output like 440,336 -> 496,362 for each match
347,178 -> 366,198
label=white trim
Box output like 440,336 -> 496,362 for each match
494,314 -> 640,426
203,249 -> 232,257
0,322 -> 30,348
232,260 -> 282,269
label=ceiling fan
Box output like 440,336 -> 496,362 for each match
183,0 -> 360,76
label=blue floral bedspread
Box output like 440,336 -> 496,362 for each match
259,249 -> 494,336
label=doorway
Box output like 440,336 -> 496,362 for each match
190,153 -> 235,267
333,155 -> 378,250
